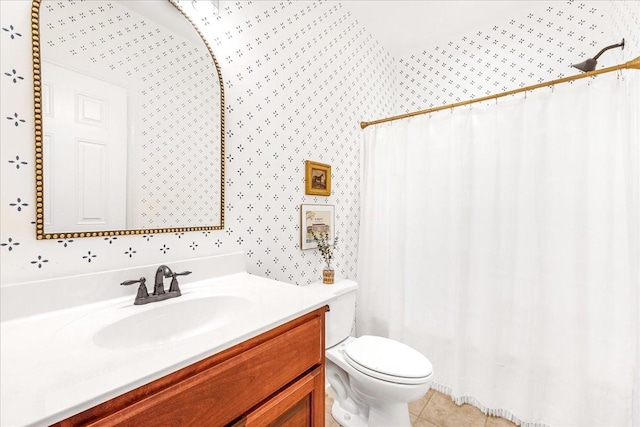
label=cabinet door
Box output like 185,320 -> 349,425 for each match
244,367 -> 324,427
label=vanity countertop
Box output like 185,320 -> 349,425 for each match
0,270 -> 333,427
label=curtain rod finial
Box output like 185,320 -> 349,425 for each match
627,56 -> 640,70
360,121 -> 369,129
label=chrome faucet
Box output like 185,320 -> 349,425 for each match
121,265 -> 192,305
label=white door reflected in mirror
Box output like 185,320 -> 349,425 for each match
43,62 -> 128,233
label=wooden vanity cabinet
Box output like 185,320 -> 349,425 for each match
52,307 -> 327,427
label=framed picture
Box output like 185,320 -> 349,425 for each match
305,160 -> 331,196
300,204 -> 335,250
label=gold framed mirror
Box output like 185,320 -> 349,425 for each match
31,0 -> 225,239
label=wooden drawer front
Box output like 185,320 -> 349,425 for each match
89,316 -> 323,427
244,366 -> 324,427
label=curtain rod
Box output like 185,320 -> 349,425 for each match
360,56 -> 640,130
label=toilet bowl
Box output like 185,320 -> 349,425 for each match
306,280 -> 434,427
327,336 -> 433,427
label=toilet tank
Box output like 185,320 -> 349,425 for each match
306,280 -> 358,348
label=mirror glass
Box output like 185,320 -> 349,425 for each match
33,0 -> 224,239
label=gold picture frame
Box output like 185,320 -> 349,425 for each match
305,161 -> 331,196
300,204 -> 335,250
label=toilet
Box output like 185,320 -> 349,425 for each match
308,279 -> 433,427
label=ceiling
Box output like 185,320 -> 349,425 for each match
340,1 -> 567,57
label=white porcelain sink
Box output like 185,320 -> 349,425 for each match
93,295 -> 252,349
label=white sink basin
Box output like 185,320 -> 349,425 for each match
93,295 -> 252,349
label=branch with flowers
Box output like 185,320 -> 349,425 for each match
311,231 -> 338,269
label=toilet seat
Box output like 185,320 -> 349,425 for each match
343,335 -> 433,385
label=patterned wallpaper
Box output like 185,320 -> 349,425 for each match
0,0 -> 394,285
396,0 -> 639,113
1,0 -> 636,289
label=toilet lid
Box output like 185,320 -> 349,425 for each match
344,335 -> 433,384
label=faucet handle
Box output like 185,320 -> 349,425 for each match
168,271 -> 192,295
121,277 -> 149,305
121,277 -> 145,286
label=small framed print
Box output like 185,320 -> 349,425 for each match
300,204 -> 335,250
305,160 -> 331,196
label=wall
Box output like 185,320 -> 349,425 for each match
396,0 -> 639,114
3,0 -> 636,289
0,0 -> 395,286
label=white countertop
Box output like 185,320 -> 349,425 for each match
1,270 -> 334,427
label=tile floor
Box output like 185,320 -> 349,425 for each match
325,389 -> 518,427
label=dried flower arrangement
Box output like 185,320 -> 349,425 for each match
311,231 -> 338,269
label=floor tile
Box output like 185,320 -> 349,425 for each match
485,415 -> 518,427
409,388 -> 434,417
325,393 -> 334,408
325,416 -> 341,427
326,389 -> 514,427
421,391 -> 487,427
411,413 -> 419,424
412,417 -> 440,427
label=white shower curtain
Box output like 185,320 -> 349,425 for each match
358,72 -> 639,426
